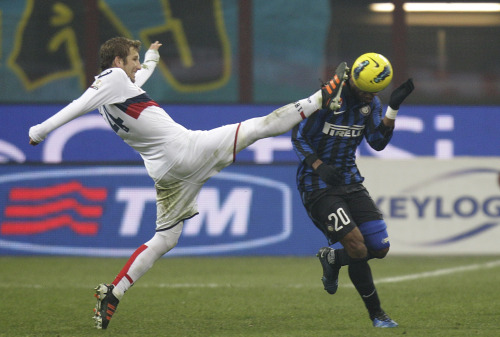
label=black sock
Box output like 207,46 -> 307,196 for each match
334,248 -> 371,266
347,259 -> 381,319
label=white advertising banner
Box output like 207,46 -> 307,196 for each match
359,157 -> 500,255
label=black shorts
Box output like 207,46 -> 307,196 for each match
301,183 -> 383,244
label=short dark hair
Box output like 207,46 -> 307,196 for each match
99,37 -> 141,72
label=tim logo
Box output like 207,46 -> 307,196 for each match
1,181 -> 107,236
0,166 -> 291,256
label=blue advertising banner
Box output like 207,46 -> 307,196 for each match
1,104 -> 499,164
1,159 -> 499,256
0,164 -> 328,256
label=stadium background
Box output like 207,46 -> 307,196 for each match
1,0 -> 499,256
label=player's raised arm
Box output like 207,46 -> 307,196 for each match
383,78 -> 415,127
148,41 -> 162,51
135,41 -> 162,87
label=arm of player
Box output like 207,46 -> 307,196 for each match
291,124 -> 316,163
304,154 -> 343,185
135,41 -> 162,88
364,99 -> 394,151
29,95 -> 95,145
291,123 -> 343,185
384,78 -> 414,122
29,70 -> 127,145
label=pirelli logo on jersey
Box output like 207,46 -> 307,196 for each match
322,123 -> 365,137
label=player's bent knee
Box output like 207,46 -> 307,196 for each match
359,220 -> 391,252
341,236 -> 368,259
150,224 -> 183,255
370,247 -> 390,259
160,232 -> 180,253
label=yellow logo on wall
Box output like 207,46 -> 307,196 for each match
141,0 -> 231,93
8,0 -> 231,94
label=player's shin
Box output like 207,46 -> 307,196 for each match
269,91 -> 322,129
236,93 -> 322,151
112,227 -> 183,298
348,260 -> 382,317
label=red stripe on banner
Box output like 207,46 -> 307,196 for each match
5,198 -> 103,217
9,181 -> 107,201
125,101 -> 160,119
1,215 -> 98,235
112,244 -> 148,286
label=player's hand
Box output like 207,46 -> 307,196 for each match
304,153 -> 344,185
316,163 -> 343,186
389,78 -> 414,110
148,41 -> 162,51
29,138 -> 39,146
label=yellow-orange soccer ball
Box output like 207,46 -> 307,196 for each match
351,53 -> 393,93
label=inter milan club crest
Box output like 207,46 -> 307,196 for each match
359,105 -> 371,116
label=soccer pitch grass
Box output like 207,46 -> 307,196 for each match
1,255 -> 499,337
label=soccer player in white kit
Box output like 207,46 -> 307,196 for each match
28,37 -> 348,330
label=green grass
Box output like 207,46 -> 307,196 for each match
0,255 -> 499,337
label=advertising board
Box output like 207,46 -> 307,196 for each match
1,105 -> 499,164
1,159 -> 499,256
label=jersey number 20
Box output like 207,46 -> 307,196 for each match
328,208 -> 351,232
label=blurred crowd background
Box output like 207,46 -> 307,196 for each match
1,0 -> 499,105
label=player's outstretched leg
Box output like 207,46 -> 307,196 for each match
371,310 -> 399,328
235,64 -> 350,153
316,247 -> 341,294
321,62 -> 349,111
93,283 -> 120,330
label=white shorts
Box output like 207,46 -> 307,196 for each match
151,103 -> 301,231
154,122 -> 243,231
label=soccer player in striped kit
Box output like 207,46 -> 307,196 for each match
292,53 -> 414,328
28,37 -> 348,329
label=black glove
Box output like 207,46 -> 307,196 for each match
305,154 -> 343,185
316,163 -> 343,185
389,78 -> 414,110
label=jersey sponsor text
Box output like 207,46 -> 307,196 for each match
322,123 -> 365,137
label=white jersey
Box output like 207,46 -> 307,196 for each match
29,49 -> 241,229
29,50 -> 187,181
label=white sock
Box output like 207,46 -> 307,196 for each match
235,90 -> 321,152
112,223 -> 184,299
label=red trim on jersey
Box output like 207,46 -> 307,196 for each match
300,111 -> 306,120
233,123 -> 242,163
125,101 -> 160,119
112,244 -> 148,286
114,93 -> 160,119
